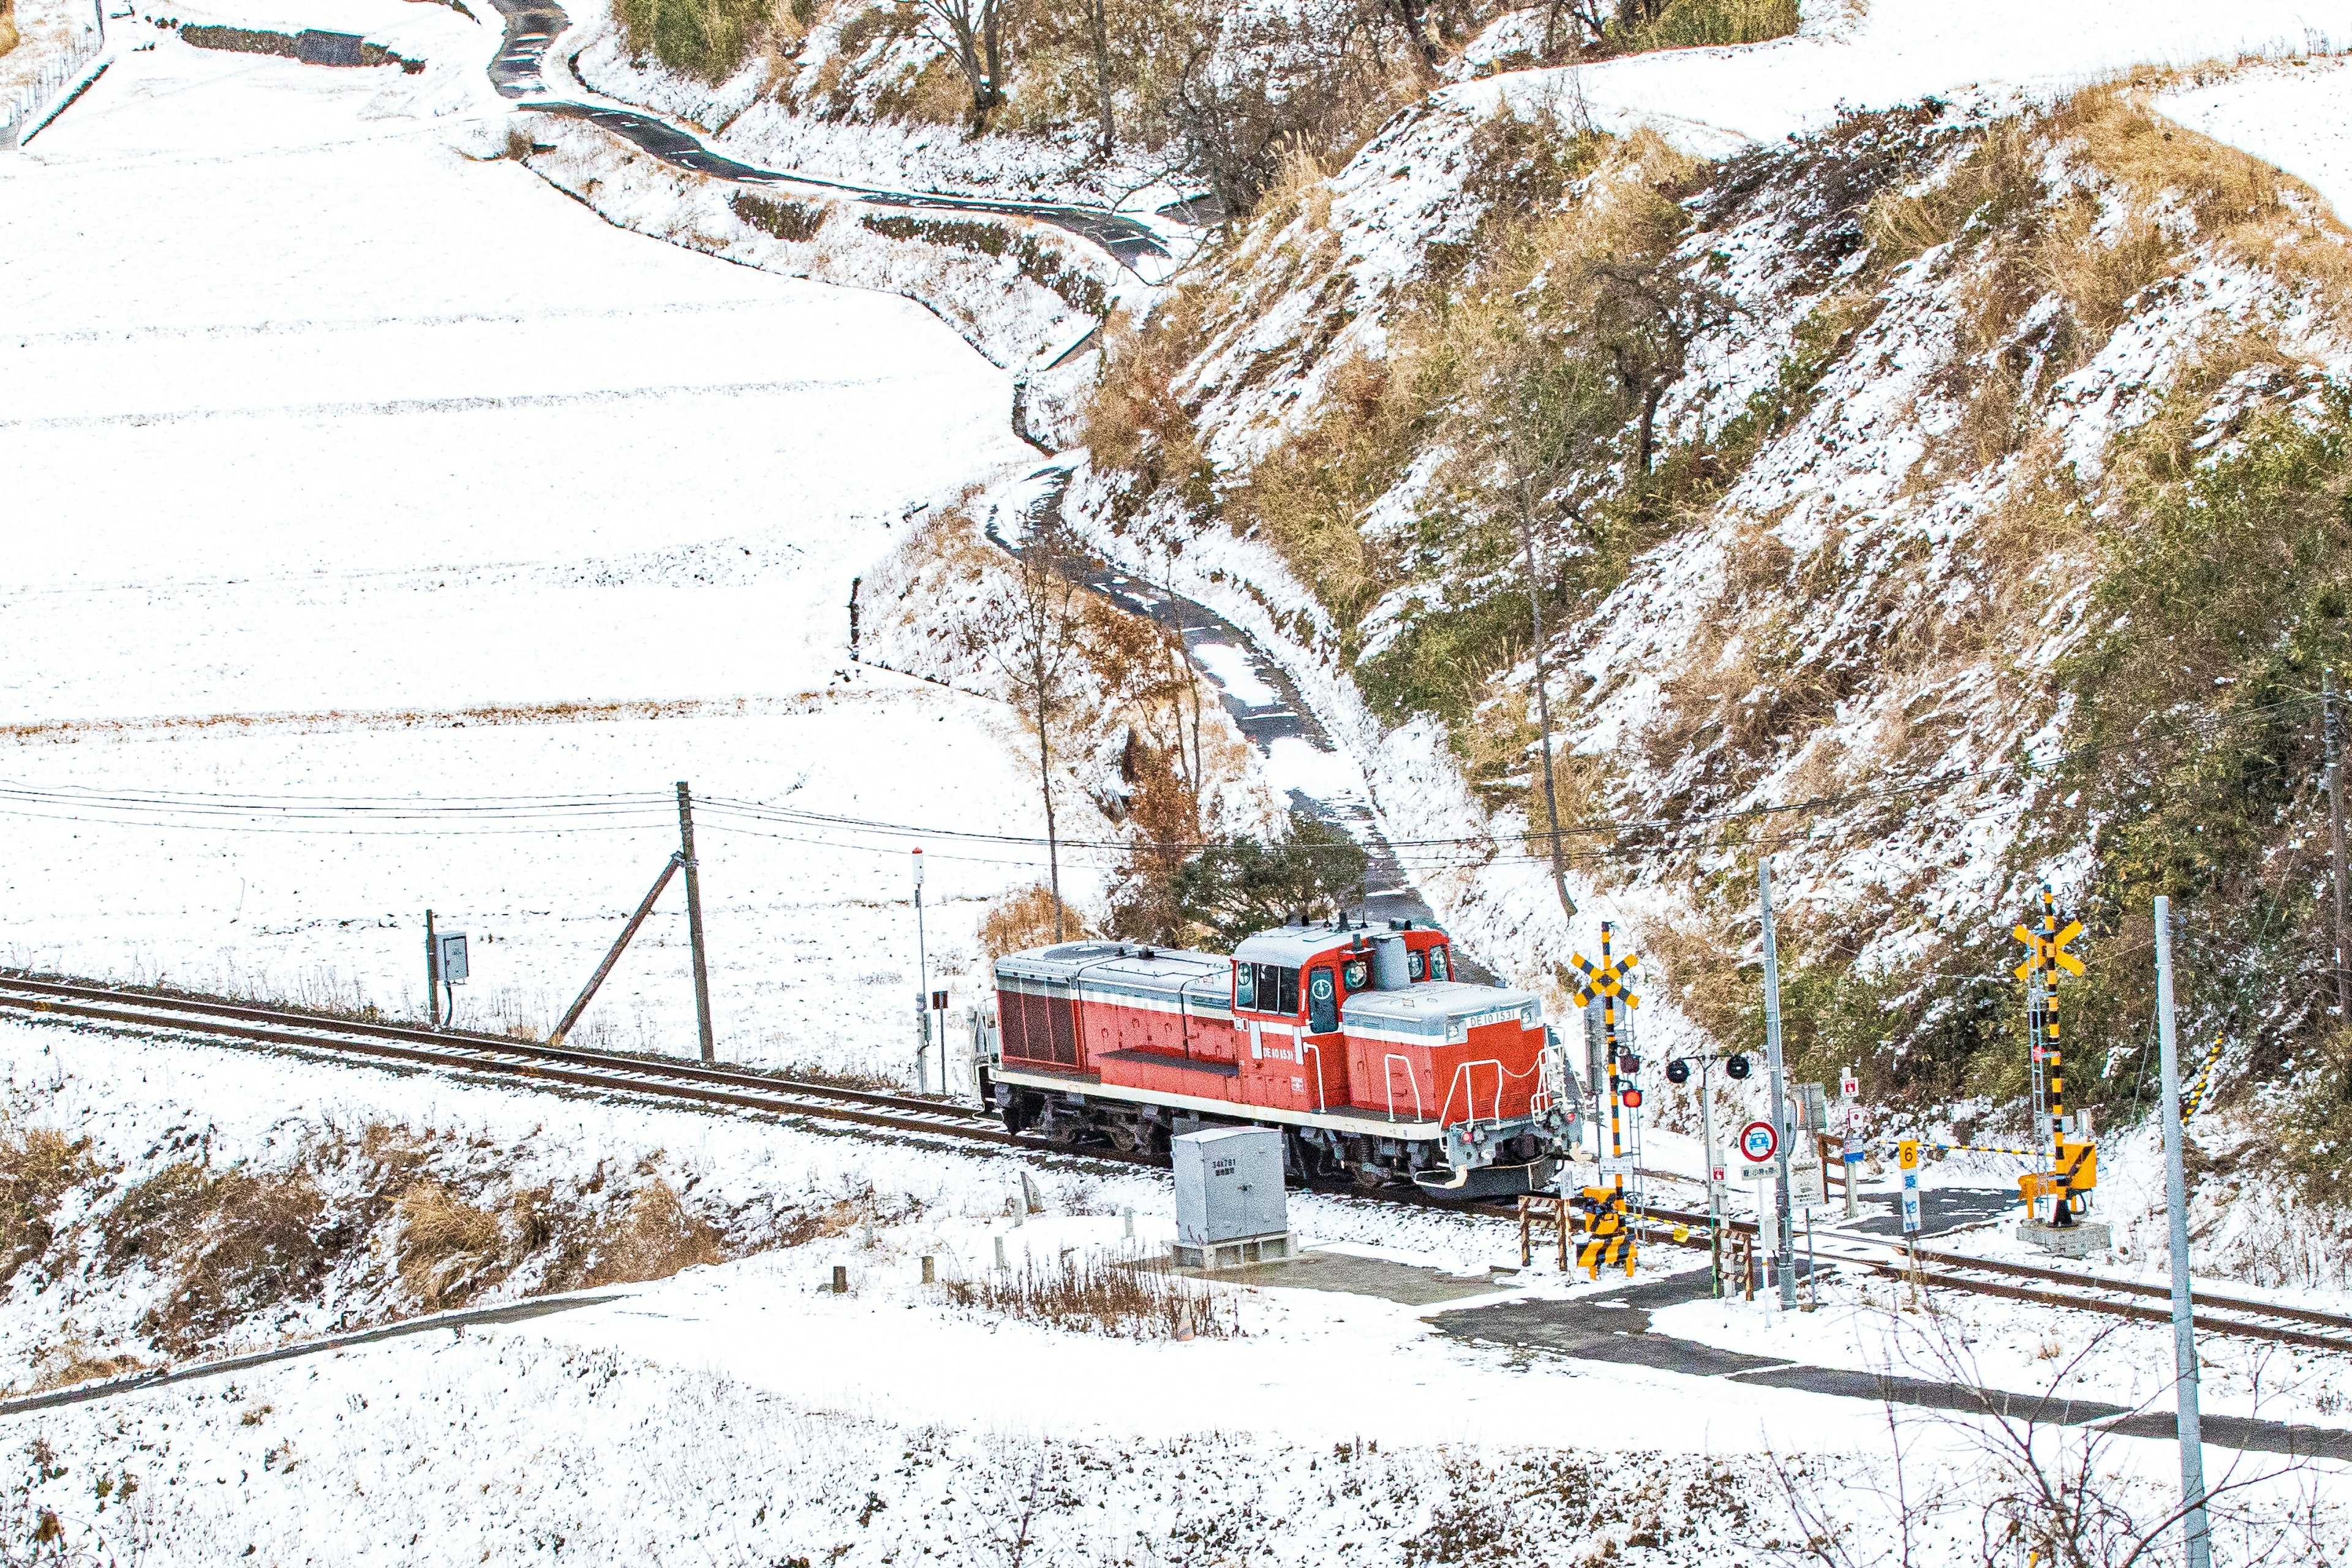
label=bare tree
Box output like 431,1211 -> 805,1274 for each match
1083,0 -> 1115,158
969,510 -> 1090,941
1586,255 -> 1738,478
918,0 -> 1009,124
1477,331 -> 1618,922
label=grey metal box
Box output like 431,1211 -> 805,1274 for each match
1172,1126 -> 1286,1246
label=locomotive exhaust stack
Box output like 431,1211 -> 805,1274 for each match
976,920 -> 1580,1199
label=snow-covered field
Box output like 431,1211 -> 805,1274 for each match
2,38 -> 1075,1074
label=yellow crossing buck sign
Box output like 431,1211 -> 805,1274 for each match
2012,914 -> 2084,979
1569,945 -> 1641,1009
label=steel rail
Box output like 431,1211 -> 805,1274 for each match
0,972 -> 982,1121
1585,1200 -> 2352,1354
0,978 -> 1016,1147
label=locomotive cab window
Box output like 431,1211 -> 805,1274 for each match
1428,945 -> 1450,982
1240,963 -> 1300,1016
1306,967 -> 1337,1033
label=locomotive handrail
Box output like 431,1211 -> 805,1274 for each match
1440,1058 -> 1506,1128
1300,1040 -> 1329,1112
1383,1053 -> 1423,1123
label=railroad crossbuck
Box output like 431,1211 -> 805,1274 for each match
1569,927 -> 1643,1276
2011,886 -> 2098,1224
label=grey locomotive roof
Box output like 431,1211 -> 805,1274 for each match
996,943 -> 1232,1009
998,941 -> 1223,980
1231,922 -> 1446,967
1343,981 -> 1539,1038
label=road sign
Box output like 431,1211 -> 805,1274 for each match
1898,1137 -> 1921,1234
1738,1120 -> 1778,1163
1736,1159 -> 1778,1183
1790,1159 -> 1826,1210
2012,914 -> 2085,979
1841,1071 -> 1859,1099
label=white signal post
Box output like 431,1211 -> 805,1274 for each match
1758,858 -> 1796,1310
913,848 -> 932,1093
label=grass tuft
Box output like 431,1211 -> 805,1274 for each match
946,1250 -> 1238,1340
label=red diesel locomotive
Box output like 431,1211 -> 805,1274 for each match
976,918 -> 1580,1197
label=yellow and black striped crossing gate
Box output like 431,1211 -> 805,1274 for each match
1575,1185 -> 1635,1278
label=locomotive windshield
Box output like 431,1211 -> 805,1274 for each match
1235,962 -> 1300,1016
1430,945 -> 1450,981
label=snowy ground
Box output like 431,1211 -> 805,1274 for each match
2,37 -> 1078,1076
1459,0 -> 2352,159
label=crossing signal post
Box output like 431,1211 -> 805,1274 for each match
1569,922 -> 1642,1278
2011,884 -> 2097,1227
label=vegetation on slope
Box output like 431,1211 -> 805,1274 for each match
620,0 -> 1797,197
1081,71 -> 2352,1187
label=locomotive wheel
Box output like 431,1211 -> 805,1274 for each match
1106,1121 -> 1140,1153
1351,1164 -> 1391,1191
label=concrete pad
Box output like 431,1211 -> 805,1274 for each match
1186,1248 -> 1513,1306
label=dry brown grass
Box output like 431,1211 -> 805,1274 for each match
946,1250 -> 1239,1340
140,1169 -> 331,1356
1085,298 -> 1216,514
0,9 -> 19,58
0,1126 -> 98,1288
394,1182 -> 505,1310
978,884 -> 1088,963
582,1180 -> 724,1287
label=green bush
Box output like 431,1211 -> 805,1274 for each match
1614,0 -> 1800,51
616,0 -> 770,81
2032,385 -> 2352,1159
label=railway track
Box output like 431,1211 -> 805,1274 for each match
1619,1200 -> 2352,1355
12,970 -> 2352,1355
0,971 -> 1023,1150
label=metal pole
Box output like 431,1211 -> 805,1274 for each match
549,854 -> 682,1047
913,848 -> 931,1093
677,781 -> 716,1064
2027,962 -> 2050,1223
1700,1055 -> 1721,1296
2155,895 -> 2212,1568
425,909 -> 441,1030
2328,671 -> 2347,1020
1760,858 -> 1796,1309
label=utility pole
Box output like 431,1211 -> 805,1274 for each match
1699,1053 -> 1723,1295
1760,857 -> 1796,1310
913,848 -> 932,1093
425,908 -> 441,1030
2328,671 -> 2347,1020
2155,895 -> 2212,1568
677,781 -> 715,1064
1517,516 -> 1577,922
